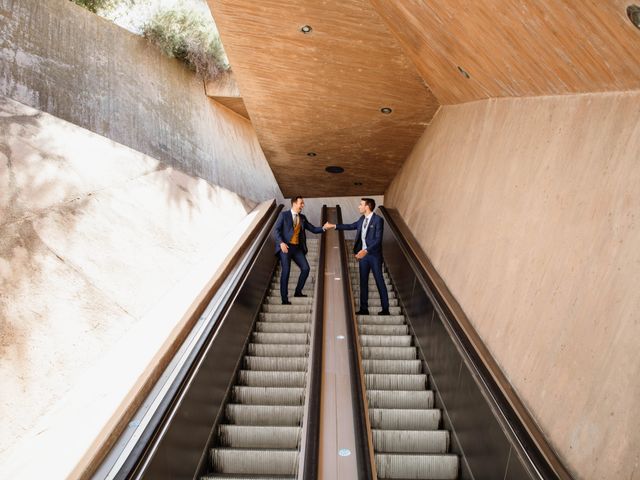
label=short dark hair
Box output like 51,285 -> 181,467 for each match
291,196 -> 304,205
362,198 -> 376,211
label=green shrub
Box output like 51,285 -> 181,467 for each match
71,0 -> 125,14
142,8 -> 228,81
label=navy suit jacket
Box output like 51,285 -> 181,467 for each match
336,213 -> 384,257
274,210 -> 323,255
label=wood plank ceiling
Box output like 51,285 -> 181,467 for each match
369,0 -> 640,104
206,0 -> 439,197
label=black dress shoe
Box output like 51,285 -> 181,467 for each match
378,310 -> 391,316
356,309 -> 369,315
282,300 -> 291,305
294,292 -> 308,298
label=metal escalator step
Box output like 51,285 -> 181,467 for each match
244,356 -> 308,372
375,453 -> 459,479
351,291 -> 397,299
247,344 -> 309,357
362,359 -> 422,374
265,296 -> 313,305
356,298 -> 398,307
369,408 -> 441,430
358,324 -> 408,335
268,288 -> 314,297
359,335 -> 412,347
231,386 -> 305,405
365,374 -> 427,391
357,316 -> 405,325
210,448 -> 298,475
202,475 -> 294,480
357,306 -> 402,315
238,370 -> 306,388
259,313 -> 311,323
251,333 -> 309,345
255,322 -> 310,334
261,304 -> 312,314
361,346 -> 417,360
372,429 -> 449,454
225,404 -> 303,426
218,425 -> 301,449
367,390 -> 434,409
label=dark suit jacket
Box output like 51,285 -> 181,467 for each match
274,210 -> 323,255
336,213 -> 384,257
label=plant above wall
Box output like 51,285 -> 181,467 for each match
71,0 -> 131,14
142,7 -> 229,81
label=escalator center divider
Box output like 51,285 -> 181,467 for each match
336,205 -> 376,480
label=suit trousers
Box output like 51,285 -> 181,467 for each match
278,245 -> 311,302
358,254 -> 389,311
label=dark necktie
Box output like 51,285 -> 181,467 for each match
363,217 -> 369,230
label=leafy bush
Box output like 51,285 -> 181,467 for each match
142,8 -> 228,81
71,0 -> 126,14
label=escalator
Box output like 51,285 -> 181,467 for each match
201,240 -> 320,479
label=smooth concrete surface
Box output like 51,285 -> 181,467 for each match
0,0 -> 282,203
0,96 -> 271,478
386,91 -> 640,480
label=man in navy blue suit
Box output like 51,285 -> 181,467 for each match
274,196 -> 327,305
326,198 -> 390,315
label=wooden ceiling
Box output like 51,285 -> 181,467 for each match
206,0 -> 439,197
370,1 -> 640,104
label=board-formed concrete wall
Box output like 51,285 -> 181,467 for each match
0,0 -> 282,203
386,91 -> 640,480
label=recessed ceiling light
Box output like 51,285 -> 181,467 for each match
457,66 -> 471,79
325,166 -> 344,174
354,182 -> 363,186
380,107 -> 393,114
307,152 -> 317,157
301,25 -> 312,34
628,5 -> 640,29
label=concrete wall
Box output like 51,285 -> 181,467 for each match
385,91 -> 640,479
0,0 -> 282,203
0,96 -> 270,478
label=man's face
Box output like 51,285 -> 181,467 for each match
293,198 -> 304,213
358,200 -> 367,214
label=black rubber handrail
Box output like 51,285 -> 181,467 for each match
378,205 -> 572,480
336,205 -> 374,480
300,205 -> 327,480
96,202 -> 282,480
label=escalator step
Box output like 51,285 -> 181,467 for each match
209,448 -> 298,475
375,453 -> 459,479
357,306 -> 402,315
358,324 -> 408,336
225,404 -> 303,426
361,346 -> 417,360
372,429 -> 449,454
360,335 -> 412,347
259,313 -> 311,323
265,296 -> 313,305
261,304 -> 312,314
357,316 -> 405,325
362,359 -> 422,374
231,386 -> 305,405
355,298 -> 399,307
218,425 -> 301,449
244,356 -> 308,372
255,322 -> 310,334
202,475 -> 293,480
238,370 -> 306,388
247,344 -> 309,357
251,333 -> 309,345
365,374 -> 427,391
367,390 -> 434,409
268,288 -> 314,297
369,408 -> 441,430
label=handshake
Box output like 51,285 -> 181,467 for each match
323,222 -> 336,230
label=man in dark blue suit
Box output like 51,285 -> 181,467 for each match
327,198 -> 390,315
274,196 -> 327,305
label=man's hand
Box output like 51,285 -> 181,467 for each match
355,249 -> 367,260
280,242 -> 289,253
324,222 -> 336,230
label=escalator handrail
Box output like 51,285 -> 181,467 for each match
336,205 -> 376,480
378,205 -> 572,480
95,201 -> 282,480
300,205 -> 327,480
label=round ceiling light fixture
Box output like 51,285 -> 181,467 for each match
301,25 -> 312,34
354,182 -> 363,186
457,66 -> 471,79
627,5 -> 640,29
325,166 -> 344,174
380,107 -> 393,114
307,152 -> 317,157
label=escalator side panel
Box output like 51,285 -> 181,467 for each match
380,216 -> 536,479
